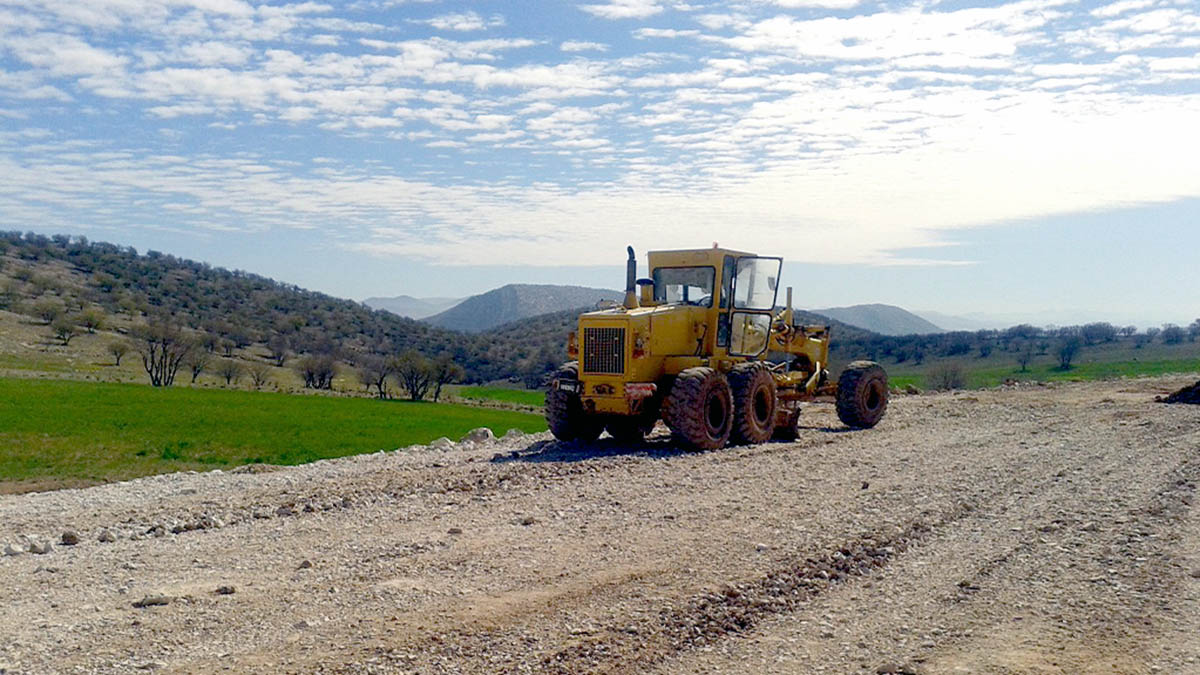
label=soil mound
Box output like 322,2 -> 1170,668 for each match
1160,380 -> 1200,404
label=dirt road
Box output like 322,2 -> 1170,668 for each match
2,377 -> 1198,674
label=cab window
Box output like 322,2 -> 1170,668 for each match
653,267 -> 715,307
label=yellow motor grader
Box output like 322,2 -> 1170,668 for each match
546,245 -> 888,449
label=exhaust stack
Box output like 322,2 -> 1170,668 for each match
623,246 -> 640,310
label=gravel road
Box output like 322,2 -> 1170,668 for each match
2,376 -> 1198,674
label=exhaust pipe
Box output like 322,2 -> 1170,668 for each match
623,246 -> 639,310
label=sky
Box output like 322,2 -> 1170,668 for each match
0,0 -> 1197,326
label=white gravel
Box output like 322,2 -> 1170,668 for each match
1,377 -> 1198,674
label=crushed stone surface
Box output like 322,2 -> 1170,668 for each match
1,376 -> 1199,674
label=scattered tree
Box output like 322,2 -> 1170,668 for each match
1017,341 -> 1035,372
1189,319 -> 1200,342
296,354 -> 336,390
267,334 -> 291,367
1161,324 -> 1186,345
216,358 -> 243,385
358,356 -> 394,400
51,315 -> 78,345
132,318 -> 193,387
430,352 -> 464,402
1057,336 -> 1082,370
248,362 -> 272,390
78,307 -> 106,333
1119,325 -> 1138,338
184,351 -> 211,383
32,297 -> 64,324
393,349 -> 432,401
107,340 -> 131,366
1080,322 -> 1117,345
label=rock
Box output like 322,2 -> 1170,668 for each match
461,427 -> 495,444
215,585 -> 236,595
297,560 -> 313,570
60,530 -> 80,546
275,505 -> 295,517
132,595 -> 171,608
502,428 -> 525,440
904,384 -> 920,395
430,437 -> 454,451
29,541 -> 52,555
98,529 -> 117,543
3,542 -> 24,556
518,516 -> 537,526
447,527 -> 463,535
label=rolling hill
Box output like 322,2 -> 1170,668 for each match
810,303 -> 943,336
424,284 -> 623,333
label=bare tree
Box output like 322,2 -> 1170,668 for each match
184,351 -> 211,383
132,319 -> 194,387
393,349 -> 432,401
358,356 -> 394,400
267,334 -> 291,367
1017,341 -> 1035,372
1161,324 -> 1186,345
216,359 -> 243,385
248,362 -> 272,389
430,352 -> 464,402
107,340 -> 131,366
296,354 -> 336,390
51,315 -> 78,345
1057,336 -> 1082,370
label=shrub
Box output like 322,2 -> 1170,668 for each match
926,362 -> 967,390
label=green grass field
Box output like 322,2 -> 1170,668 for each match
455,385 -> 544,407
0,377 -> 547,490
884,341 -> 1200,390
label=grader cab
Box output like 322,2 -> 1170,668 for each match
546,245 -> 888,449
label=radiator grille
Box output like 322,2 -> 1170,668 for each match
582,327 -> 625,375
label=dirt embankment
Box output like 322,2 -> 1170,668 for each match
1,376 -> 1198,674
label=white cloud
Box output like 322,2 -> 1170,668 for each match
561,40 -> 609,52
417,11 -> 505,32
578,0 -> 664,20
771,0 -> 862,9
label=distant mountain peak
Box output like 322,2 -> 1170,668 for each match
810,303 -> 942,336
424,283 -> 623,332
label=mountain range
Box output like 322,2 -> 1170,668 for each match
423,284 -> 625,332
810,304 -> 943,336
361,295 -> 461,320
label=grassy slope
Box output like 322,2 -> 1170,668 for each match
0,378 -> 547,489
455,385 -> 545,407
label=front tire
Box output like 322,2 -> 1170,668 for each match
545,362 -> 603,442
729,362 -> 776,445
664,367 -> 733,450
836,361 -> 888,429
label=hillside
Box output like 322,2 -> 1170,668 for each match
424,284 -> 623,332
811,303 -> 943,336
362,295 -> 461,320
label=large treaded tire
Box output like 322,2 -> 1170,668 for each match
836,361 -> 888,429
663,367 -> 733,450
545,362 -> 603,442
729,362 -> 776,445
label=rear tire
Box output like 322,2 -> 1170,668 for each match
663,367 -> 733,450
729,362 -> 776,445
836,361 -> 888,429
545,362 -> 603,442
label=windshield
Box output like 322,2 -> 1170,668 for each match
733,257 -> 781,311
653,266 -> 714,307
